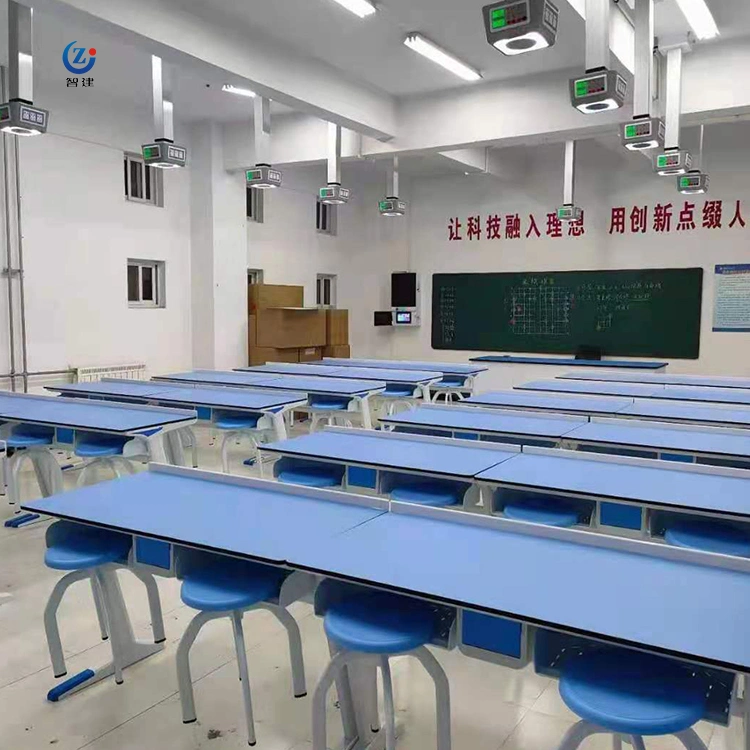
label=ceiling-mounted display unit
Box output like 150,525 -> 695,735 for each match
655,149 -> 692,176
380,157 -> 406,217
678,170 -> 709,195
482,0 -> 559,56
569,0 -> 627,114
246,164 -> 282,189
248,96 -> 281,189
556,141 -> 583,222
404,33 -> 482,82
0,2 -> 48,136
319,123 -> 350,205
622,118 -> 665,151
142,56 -> 187,169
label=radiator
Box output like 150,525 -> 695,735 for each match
74,363 -> 147,383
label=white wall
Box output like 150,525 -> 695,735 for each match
382,122 -> 750,384
0,12 -> 193,385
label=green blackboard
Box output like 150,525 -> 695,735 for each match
432,268 -> 703,359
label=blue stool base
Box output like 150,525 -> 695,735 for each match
5,512 -> 41,528
47,669 -> 97,702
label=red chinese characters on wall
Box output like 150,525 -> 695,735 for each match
448,200 -> 745,241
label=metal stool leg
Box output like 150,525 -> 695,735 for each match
221,432 -> 239,474
414,646 -> 452,750
675,728 -> 708,750
380,656 -> 397,750
90,576 -> 109,641
8,450 -> 31,504
264,604 -> 306,697
555,721 -> 609,750
93,569 -> 124,684
128,567 -> 166,643
313,649 -> 360,750
44,569 -> 91,677
231,611 -> 257,746
176,610 -> 215,723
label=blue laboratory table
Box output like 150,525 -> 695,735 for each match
559,371 -> 750,389
153,370 -> 386,429
470,355 -> 667,370
23,464 -> 750,750
464,390 -> 634,416
46,379 -> 307,440
260,426 -> 518,499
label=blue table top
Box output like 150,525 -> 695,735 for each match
620,400 -> 750,429
470,356 -> 668,370
236,363 -> 442,385
380,405 -> 587,440
22,469 -> 386,563
48,380 -> 307,411
560,371 -> 750,390
0,392 -> 195,433
154,370 -> 386,396
300,507 -> 750,671
23,466 -> 750,671
477,449 -> 750,518
464,390 -> 634,416
518,379 -> 664,398
521,379 -> 750,407
568,419 -> 750,460
262,428 -> 518,478
319,358 -> 487,376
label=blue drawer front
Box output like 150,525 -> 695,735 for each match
462,611 -> 522,658
348,466 -> 377,489
135,538 -> 172,570
600,501 -> 642,530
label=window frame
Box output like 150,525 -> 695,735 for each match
128,259 -> 166,309
316,273 -> 337,308
247,268 -> 264,285
124,152 -> 163,207
316,199 -> 338,236
246,186 -> 265,223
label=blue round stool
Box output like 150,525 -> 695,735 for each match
213,410 -> 263,473
6,424 -> 60,506
74,432 -> 134,487
665,518 -> 750,557
176,556 -> 306,746
312,588 -> 451,750
554,647 -> 708,750
503,495 -> 580,528
390,480 -> 465,507
308,396 -> 352,431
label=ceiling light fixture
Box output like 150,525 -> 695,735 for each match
222,84 -> 256,98
328,0 -> 376,18
673,0 -> 719,40
404,33 -> 482,82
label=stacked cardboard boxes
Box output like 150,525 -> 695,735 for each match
324,308 -> 350,358
248,284 -> 329,365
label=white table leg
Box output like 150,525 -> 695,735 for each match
359,396 -> 374,430
165,431 -> 186,466
46,567 -> 163,702
149,434 -> 169,464
272,411 -> 288,441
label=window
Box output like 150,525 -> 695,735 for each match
247,268 -> 264,285
316,274 -> 337,308
316,199 -> 337,236
128,259 -> 166,308
124,153 -> 163,206
246,186 -> 265,223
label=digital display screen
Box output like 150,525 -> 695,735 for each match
0,106 -> 10,122
168,146 -> 186,160
396,311 -> 412,324
20,107 -> 45,125
143,145 -> 161,159
391,272 -> 417,307
246,169 -> 262,180
657,153 -> 680,168
320,187 -> 334,198
625,122 -> 650,138
490,1 -> 528,29
379,200 -> 394,211
680,176 -> 700,188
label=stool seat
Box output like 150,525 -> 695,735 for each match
504,497 -> 579,528
45,521 -> 131,571
309,396 -> 350,411
324,590 -> 436,654
7,424 -> 55,448
278,465 -> 344,488
391,481 -> 462,507
665,518 -> 750,557
214,411 -> 261,430
75,433 -> 129,458
181,559 -> 286,612
437,376 -> 466,387
560,648 -> 706,736
383,385 -> 415,397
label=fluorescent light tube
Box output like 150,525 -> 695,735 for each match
674,0 -> 719,40
329,0 -> 376,18
404,33 -> 481,82
222,84 -> 256,98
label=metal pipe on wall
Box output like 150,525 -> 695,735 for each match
0,368 -> 74,380
1,67 -> 16,391
14,137 -> 28,392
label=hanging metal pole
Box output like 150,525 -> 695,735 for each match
327,123 -> 342,185
563,140 -> 576,206
14,138 -> 28,392
1,67 -> 16,392
664,47 -> 683,150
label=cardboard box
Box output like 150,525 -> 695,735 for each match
248,284 -> 304,314
256,308 -> 326,349
299,346 -> 323,362
248,314 -> 257,348
325,309 -> 349,346
323,344 -> 351,359
248,346 -> 299,366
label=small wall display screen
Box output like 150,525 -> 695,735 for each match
143,145 -> 161,159
391,272 -> 417,307
396,311 -> 412,324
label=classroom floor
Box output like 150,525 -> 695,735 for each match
0,429 -> 741,750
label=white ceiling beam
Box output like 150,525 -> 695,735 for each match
27,0 -> 397,140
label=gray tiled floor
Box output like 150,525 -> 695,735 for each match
0,428 -> 737,749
